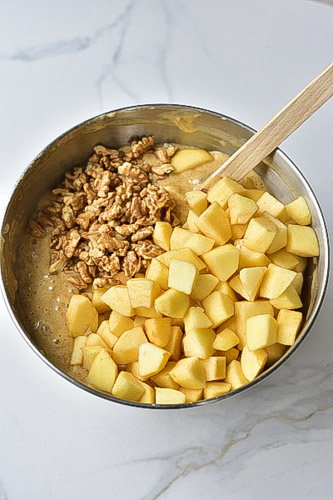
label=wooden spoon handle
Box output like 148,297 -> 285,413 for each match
199,62 -> 333,189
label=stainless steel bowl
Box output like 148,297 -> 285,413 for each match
0,104 -> 330,408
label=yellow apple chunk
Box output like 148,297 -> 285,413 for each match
196,202 -> 231,245
214,281 -> 238,301
277,309 -> 303,345
170,227 -> 215,256
240,266 -> 267,301
138,343 -> 170,378
213,328 -> 239,351
109,311 -> 134,337
67,295 -> 98,337
202,244 -> 239,282
228,193 -> 258,224
185,190 -> 208,215
234,300 -> 274,348
179,387 -> 203,402
145,259 -> 169,289
293,272 -> 303,295
155,289 -> 190,318
151,362 -> 179,389
269,249 -> 299,270
225,360 -> 249,390
127,278 -> 161,309
256,192 -> 288,221
111,371 -> 145,401
207,176 -> 245,208
240,345 -> 267,381
91,288 -> 110,313
286,225 -> 319,257
169,357 -> 206,389
82,345 -> 106,371
138,382 -> 155,404
243,216 -> 277,253
204,382 -> 231,399
229,275 -> 250,301
135,306 -> 162,318
216,347 -> 239,365
202,291 -> 235,328
270,284 -> 302,310
265,343 -> 288,367
236,240 -> 271,269
126,361 -> 149,382
97,321 -> 118,349
260,263 -> 296,299
101,286 -> 135,317
88,349 -> 118,393
201,356 -> 226,381
157,247 -> 206,271
152,221 -> 172,251
70,336 -> 87,365
112,327 -> 148,364
263,212 -> 288,254
286,196 -> 311,225
191,274 -> 219,302
145,317 -> 171,347
85,333 -> 108,348
186,209 -> 200,233
183,328 -> 216,359
243,188 -> 265,202
168,258 -> 199,295
155,387 -> 186,404
171,148 -> 213,173
164,326 -> 183,361
246,314 -> 277,350
184,306 -> 212,333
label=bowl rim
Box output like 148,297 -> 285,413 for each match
0,103 -> 330,409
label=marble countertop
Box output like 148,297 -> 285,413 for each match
0,1 -> 332,499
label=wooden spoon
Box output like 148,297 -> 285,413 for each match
198,62 -> 333,191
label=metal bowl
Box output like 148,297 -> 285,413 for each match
0,104 -> 330,408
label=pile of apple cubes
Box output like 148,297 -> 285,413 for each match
68,177 -> 319,405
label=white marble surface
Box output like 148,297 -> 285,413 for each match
0,1 -> 332,499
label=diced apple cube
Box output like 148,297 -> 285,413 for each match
82,345 -> 105,371
195,202 -> 232,245
265,343 -> 288,367
225,360 -> 249,390
171,228 -> 215,256
67,295 -> 98,337
145,317 -> 171,347
135,306 -> 162,318
179,387 -> 203,402
112,371 -> 145,401
186,209 -> 200,233
169,357 -> 206,389
204,382 -> 231,399
202,244 -> 239,281
184,306 -> 212,333
201,356 -> 226,381
269,249 -> 300,270
126,361 -> 149,381
145,259 -> 169,289
293,272 -> 303,295
246,314 -> 277,350
191,274 -> 219,302
228,193 -> 258,224
235,300 -> 274,349
88,349 -> 118,393
270,284 -> 302,310
236,240 -> 271,269
286,196 -> 311,225
157,247 -> 206,271
85,333 -> 108,348
256,191 -> 288,221
185,190 -> 208,215
101,286 -> 135,317
155,289 -> 190,318
243,216 -> 277,253
138,343 -> 170,378
229,274 -> 251,301
214,281 -> 238,301
202,291 -> 235,328
286,225 -> 319,257
239,266 -> 267,302
277,309 -> 303,345
152,221 -> 172,251
92,288 -> 110,313
240,345 -> 267,381
260,263 -> 296,299
151,362 -> 179,389
213,328 -> 239,351
70,336 -> 87,365
231,222 -> 248,241
164,326 -> 183,361
294,256 -> 307,273
127,278 -> 161,309
112,327 -> 148,364
263,212 -> 288,254
97,321 -> 118,349
216,348 -> 239,365
183,328 -> 216,359
109,311 -> 134,337
243,188 -> 265,202
171,148 -> 213,173
168,258 -> 199,295
133,316 -> 147,328
138,382 -> 155,404
207,177 -> 245,208
155,388 -> 186,404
